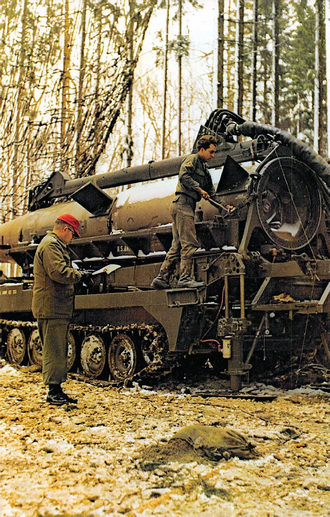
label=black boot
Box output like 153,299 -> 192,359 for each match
177,259 -> 205,289
47,385 -> 77,405
151,275 -> 170,290
151,258 -> 176,289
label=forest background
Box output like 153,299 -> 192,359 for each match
0,0 -> 329,222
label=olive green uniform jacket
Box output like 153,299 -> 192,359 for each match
175,153 -> 217,203
32,232 -> 82,319
161,152 -> 220,269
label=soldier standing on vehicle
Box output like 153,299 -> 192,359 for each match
32,214 -> 82,405
152,135 -> 220,290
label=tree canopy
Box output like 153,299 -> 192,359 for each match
0,0 -> 327,221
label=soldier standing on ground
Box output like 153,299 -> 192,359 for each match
32,214 -> 82,405
152,135 -> 221,290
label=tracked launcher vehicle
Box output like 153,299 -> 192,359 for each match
1,109 -> 330,391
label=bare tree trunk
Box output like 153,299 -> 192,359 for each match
22,135 -> 32,213
224,0 -> 235,111
75,0 -> 87,178
161,0 -> 170,159
126,0 -> 135,168
235,0 -> 244,116
315,0 -> 326,156
61,0 -> 71,174
12,0 -> 28,219
93,6 -> 102,161
217,0 -> 225,108
272,0 -> 279,127
326,0 -> 330,157
250,0 -> 258,121
314,1 -> 320,152
177,0 -> 182,155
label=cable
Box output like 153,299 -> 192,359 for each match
200,284 -> 226,351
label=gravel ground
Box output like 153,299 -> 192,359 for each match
1,360 -> 330,517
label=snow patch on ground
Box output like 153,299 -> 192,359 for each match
0,363 -> 20,376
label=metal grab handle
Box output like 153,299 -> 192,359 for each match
207,197 -> 235,214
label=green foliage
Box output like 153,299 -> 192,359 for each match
280,0 -> 315,137
170,34 -> 190,61
0,0 -> 328,219
237,0 -> 318,141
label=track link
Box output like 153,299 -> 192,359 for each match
0,318 -> 179,383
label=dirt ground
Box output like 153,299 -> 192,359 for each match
1,359 -> 330,517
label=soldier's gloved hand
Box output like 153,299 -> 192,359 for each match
80,270 -> 94,286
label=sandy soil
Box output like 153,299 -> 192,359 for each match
0,360 -> 330,517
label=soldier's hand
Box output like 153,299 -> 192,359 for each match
198,187 -> 210,200
80,270 -> 94,286
225,204 -> 235,215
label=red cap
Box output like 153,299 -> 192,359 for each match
57,214 -> 81,237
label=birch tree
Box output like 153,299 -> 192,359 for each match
0,0 -> 157,220
250,0 -> 258,121
217,0 -> 225,108
161,0 -> 170,159
234,0 -> 244,116
272,0 -> 279,127
314,0 -> 327,155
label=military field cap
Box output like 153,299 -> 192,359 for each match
57,214 -> 81,237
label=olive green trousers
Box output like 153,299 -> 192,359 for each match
159,195 -> 200,281
38,318 -> 70,386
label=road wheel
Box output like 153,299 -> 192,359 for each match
27,328 -> 43,366
108,333 -> 139,381
6,328 -> 26,365
80,334 -> 106,378
67,331 -> 76,371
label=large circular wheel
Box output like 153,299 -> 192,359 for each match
80,334 -> 106,378
256,157 -> 322,250
67,331 -> 76,372
108,333 -> 139,381
27,328 -> 76,370
6,328 -> 26,365
27,328 -> 43,366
